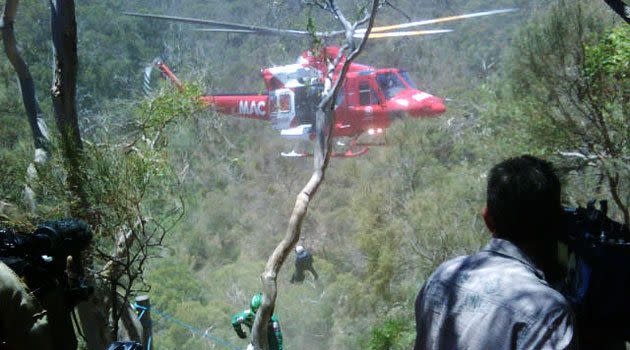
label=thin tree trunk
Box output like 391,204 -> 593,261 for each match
2,0 -> 52,209
1,0 -> 51,155
49,0 -> 89,215
250,1 -> 380,349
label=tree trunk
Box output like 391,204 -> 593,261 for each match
250,1 -> 380,349
48,1 -> 115,348
49,0 -> 89,215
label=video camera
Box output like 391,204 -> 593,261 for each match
0,219 -> 93,307
559,200 -> 630,341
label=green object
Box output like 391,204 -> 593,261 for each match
231,296 -> 283,350
250,293 -> 263,313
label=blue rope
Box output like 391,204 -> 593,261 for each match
133,303 -> 243,350
137,308 -> 146,321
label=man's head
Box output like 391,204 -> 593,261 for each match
484,155 -> 562,244
295,245 -> 305,254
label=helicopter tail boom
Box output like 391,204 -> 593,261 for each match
200,94 -> 270,121
154,60 -> 184,91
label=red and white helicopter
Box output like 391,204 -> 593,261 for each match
126,8 -> 516,157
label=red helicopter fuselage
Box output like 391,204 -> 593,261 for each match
156,46 -> 446,147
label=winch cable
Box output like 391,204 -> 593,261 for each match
133,303 -> 244,350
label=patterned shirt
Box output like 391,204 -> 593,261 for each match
414,238 -> 576,350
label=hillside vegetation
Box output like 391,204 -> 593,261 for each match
0,0 -> 627,349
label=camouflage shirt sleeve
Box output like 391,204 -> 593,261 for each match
231,310 -> 248,338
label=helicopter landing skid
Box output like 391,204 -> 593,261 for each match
333,147 -> 369,157
354,141 -> 387,147
282,135 -> 370,158
280,147 -> 369,158
280,150 -> 311,158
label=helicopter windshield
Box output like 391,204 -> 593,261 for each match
399,70 -> 418,89
376,72 -> 407,99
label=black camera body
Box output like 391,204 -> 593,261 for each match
0,218 -> 93,307
560,200 -> 630,341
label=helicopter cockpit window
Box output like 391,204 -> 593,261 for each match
359,82 -> 380,106
399,70 -> 418,89
269,65 -> 321,88
376,72 -> 406,99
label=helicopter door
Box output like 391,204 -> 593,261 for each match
347,79 -> 386,134
269,88 -> 296,130
333,86 -> 347,123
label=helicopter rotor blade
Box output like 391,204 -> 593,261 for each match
193,28 -> 258,34
358,8 -> 517,33
124,12 -> 343,38
124,10 -> 480,40
192,28 -> 343,38
356,29 -> 453,39
124,12 -> 263,31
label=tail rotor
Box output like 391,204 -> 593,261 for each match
142,57 -> 165,96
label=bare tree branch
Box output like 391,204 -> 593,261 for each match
383,0 -> 411,21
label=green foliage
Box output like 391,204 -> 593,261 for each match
497,1 -> 622,149
147,260 -> 206,313
583,26 -> 630,153
0,56 -> 35,210
584,26 -> 630,81
139,85 -> 204,140
1,80 -> 205,317
484,0 -> 629,223
364,318 -> 413,350
306,15 -> 323,52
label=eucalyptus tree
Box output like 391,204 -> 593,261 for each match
250,1 -> 381,349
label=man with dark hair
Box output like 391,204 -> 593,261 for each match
414,155 -> 576,349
